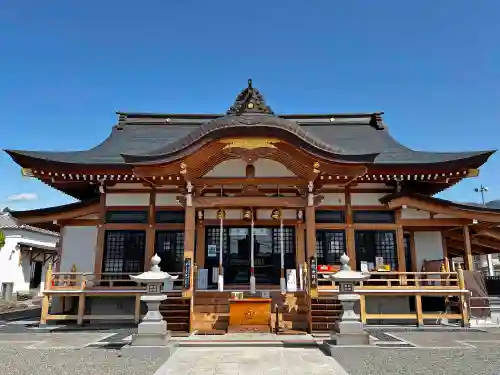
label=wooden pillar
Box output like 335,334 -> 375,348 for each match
40,262 -> 52,325
145,188 -> 156,269
462,225 -> 473,271
183,206 -> 196,297
457,264 -> 469,326
345,190 -> 356,269
395,210 -> 406,272
415,295 -> 424,326
441,233 -> 450,272
77,293 -> 86,325
195,220 -> 206,268
296,222 -> 305,265
305,206 -> 316,259
93,193 -> 106,274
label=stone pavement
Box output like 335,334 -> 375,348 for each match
154,347 -> 346,375
1,320 -> 500,375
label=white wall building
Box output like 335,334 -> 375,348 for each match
0,209 -> 59,299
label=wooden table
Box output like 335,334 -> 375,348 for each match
228,298 -> 272,333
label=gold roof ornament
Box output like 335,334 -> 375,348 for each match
271,208 -> 282,220
242,208 -> 253,221
216,208 -> 226,220
21,168 -> 34,177
220,138 -> 280,150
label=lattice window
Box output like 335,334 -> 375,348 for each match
102,230 -> 146,274
272,227 -> 294,254
355,230 -> 398,271
205,227 -> 229,255
316,230 -> 346,265
155,231 -> 184,273
374,231 -> 398,270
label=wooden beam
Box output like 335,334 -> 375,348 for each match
399,218 -> 473,227
193,196 -> 307,208
386,196 -> 500,223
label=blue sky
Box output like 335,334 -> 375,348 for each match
1,0 -> 499,210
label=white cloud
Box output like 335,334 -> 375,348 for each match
7,193 -> 38,202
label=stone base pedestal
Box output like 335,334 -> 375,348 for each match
328,332 -> 371,346
121,341 -> 178,358
326,320 -> 371,348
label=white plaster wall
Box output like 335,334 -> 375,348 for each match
203,158 -> 296,178
321,193 -> 345,206
105,193 -> 149,206
433,214 -> 457,219
413,231 -> 444,271
401,208 -> 431,219
0,229 -> 58,296
60,226 -> 97,272
204,159 -> 247,177
350,192 -> 387,206
253,159 -> 295,177
155,193 -> 179,206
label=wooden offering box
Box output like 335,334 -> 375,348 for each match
228,298 -> 272,333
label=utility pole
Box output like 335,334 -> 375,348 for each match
474,185 -> 494,276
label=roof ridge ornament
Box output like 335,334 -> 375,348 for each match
226,79 -> 274,116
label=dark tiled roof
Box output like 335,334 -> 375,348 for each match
4,81 -> 495,168
0,210 -> 59,236
6,115 -> 493,168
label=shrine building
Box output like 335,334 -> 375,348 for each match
5,80 -> 500,333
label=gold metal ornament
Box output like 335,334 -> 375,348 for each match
271,208 -> 282,220
242,208 -> 253,221
21,168 -> 34,177
216,208 -> 226,220
220,138 -> 280,150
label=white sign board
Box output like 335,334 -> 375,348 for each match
229,228 -> 248,236
286,269 -> 297,292
163,279 -> 174,292
207,244 -> 217,258
254,228 -> 270,236
212,267 -> 219,284
360,261 -> 369,273
197,268 -> 208,290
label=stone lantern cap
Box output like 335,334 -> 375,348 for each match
329,253 -> 371,283
130,254 -> 179,284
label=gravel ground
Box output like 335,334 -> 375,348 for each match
330,343 -> 500,375
0,343 -> 170,375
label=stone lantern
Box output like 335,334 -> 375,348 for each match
327,253 -> 371,348
126,254 -> 179,353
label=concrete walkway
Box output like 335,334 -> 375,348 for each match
153,347 -> 348,375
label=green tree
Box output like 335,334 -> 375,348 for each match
0,231 -> 5,249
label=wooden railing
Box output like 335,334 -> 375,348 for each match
315,268 -> 469,326
316,271 -> 461,291
48,271 -> 184,291
40,265 -> 184,325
